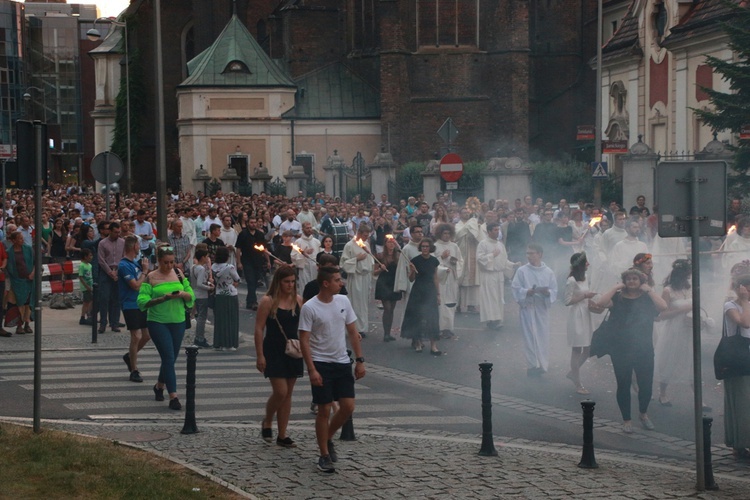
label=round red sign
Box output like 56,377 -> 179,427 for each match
439,153 -> 464,182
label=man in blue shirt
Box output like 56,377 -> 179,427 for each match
118,235 -> 150,383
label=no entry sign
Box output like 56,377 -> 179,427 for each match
440,153 -> 464,183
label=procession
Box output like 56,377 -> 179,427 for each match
2,181 -> 750,472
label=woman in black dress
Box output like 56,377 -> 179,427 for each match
594,268 -> 667,433
254,265 -> 303,447
374,236 -> 402,342
49,218 -> 68,264
400,238 -> 443,355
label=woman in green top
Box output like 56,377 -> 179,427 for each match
138,245 -> 195,410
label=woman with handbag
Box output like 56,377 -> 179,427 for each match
594,268 -> 667,433
722,270 -> 750,460
254,265 -> 303,447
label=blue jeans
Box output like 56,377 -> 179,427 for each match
193,298 -> 209,342
98,273 -> 121,329
147,321 -> 185,394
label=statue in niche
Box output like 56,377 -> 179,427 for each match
605,80 -> 629,141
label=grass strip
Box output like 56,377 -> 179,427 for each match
0,423 -> 247,499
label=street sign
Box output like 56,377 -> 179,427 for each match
591,161 -> 608,178
445,182 -> 458,190
656,161 -> 727,238
437,118 -> 459,145
741,125 -> 750,140
90,151 -> 124,184
0,144 -> 17,159
603,140 -> 628,154
577,125 -> 595,141
440,153 -> 464,182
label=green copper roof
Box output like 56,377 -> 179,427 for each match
284,62 -> 380,119
180,14 -> 295,88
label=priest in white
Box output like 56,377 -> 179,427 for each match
341,223 -> 374,335
219,214 -> 238,266
511,243 -> 557,376
455,208 -> 482,312
292,221 -> 321,287
477,222 -> 517,330
610,218 -> 648,277
433,223 -> 463,337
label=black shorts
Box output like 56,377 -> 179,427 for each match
311,361 -> 355,405
82,290 -> 93,302
123,308 -> 148,331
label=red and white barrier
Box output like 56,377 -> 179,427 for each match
41,260 -> 81,295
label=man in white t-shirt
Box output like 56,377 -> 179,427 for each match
299,266 -> 365,474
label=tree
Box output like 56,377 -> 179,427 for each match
694,1 -> 750,195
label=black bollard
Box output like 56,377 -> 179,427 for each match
478,362 -> 498,456
91,282 -> 98,344
702,416 -> 719,490
340,349 -> 356,441
577,400 -> 598,468
181,346 -> 199,435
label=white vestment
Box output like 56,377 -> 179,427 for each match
220,227 -> 238,266
394,240 -> 421,295
476,238 -> 513,323
433,239 -> 463,331
610,238 -> 649,276
511,262 -> 557,371
292,233 -> 321,287
341,238 -> 374,333
455,217 -> 483,308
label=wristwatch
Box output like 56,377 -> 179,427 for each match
355,357 -> 365,363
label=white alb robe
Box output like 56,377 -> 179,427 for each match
341,239 -> 374,333
456,217 -> 483,308
434,239 -> 463,331
476,238 -> 514,323
511,262 -> 557,371
292,233 -> 321,287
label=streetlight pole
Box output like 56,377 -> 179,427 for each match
23,86 -> 46,123
154,0 -> 168,239
594,0 -> 603,208
87,17 -> 131,194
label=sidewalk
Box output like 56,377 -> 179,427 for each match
2,306 -> 749,498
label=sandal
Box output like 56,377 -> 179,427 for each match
576,387 -> 590,395
658,396 -> 672,407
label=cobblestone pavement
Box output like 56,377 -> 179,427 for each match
3,307 -> 750,498
1,418 -> 747,499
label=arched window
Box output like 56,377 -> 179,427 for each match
181,21 -> 195,80
652,1 -> 668,46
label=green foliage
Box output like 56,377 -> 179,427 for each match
693,0 -> 750,196
531,160 -> 622,205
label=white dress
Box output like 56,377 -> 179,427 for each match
564,276 -> 593,347
654,287 -> 692,385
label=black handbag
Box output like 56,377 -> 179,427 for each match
713,316 -> 750,380
589,311 -> 614,358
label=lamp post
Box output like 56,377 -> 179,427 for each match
87,17 -> 132,194
154,0 -> 167,239
23,86 -> 46,122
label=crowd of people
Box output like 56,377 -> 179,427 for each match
1,183 -> 749,467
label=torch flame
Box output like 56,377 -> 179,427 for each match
588,216 -> 602,227
355,238 -> 366,248
728,225 -> 737,235
292,243 -> 302,253
385,234 -> 394,240
253,244 -> 266,252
